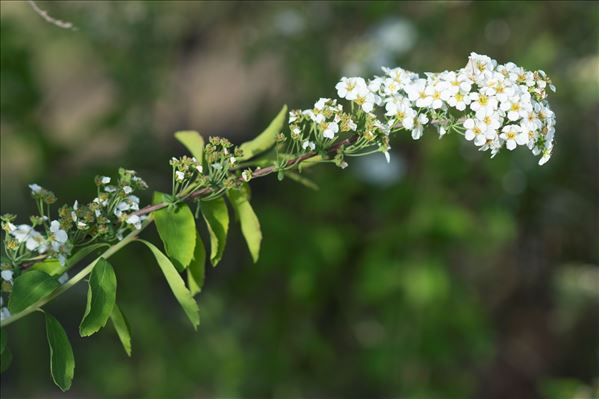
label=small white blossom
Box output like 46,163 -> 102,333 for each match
126,214 -> 142,230
175,171 -> 185,182
49,220 -> 68,252
500,125 -> 527,151
322,122 -> 339,139
302,140 -> 316,151
1,270 -> 14,283
29,184 -> 42,193
100,176 -> 111,185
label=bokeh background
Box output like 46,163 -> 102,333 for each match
1,1 -> 598,398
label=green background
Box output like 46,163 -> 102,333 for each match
1,1 -> 598,398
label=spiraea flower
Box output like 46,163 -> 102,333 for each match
291,52 -> 556,166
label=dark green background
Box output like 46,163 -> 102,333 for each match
1,1 -> 598,398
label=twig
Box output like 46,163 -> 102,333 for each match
133,135 -> 358,217
27,0 -> 76,30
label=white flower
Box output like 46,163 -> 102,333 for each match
123,185 -> 133,194
322,122 -> 339,139
29,184 -> 42,193
105,185 -> 117,193
229,157 -> 237,165
26,231 -> 47,253
469,93 -> 498,115
500,125 -> 527,151
49,220 -> 68,252
11,224 -> 33,243
405,79 -> 431,108
464,118 -> 488,146
411,114 -> 429,140
302,140 -> 316,151
0,307 -> 10,321
424,83 -> 444,109
353,87 -> 376,112
126,214 -> 142,230
500,96 -> 531,122
1,270 -> 14,283
100,176 -> 111,185
211,163 -> 223,171
314,98 -> 329,110
175,171 -> 185,181
336,77 -> 367,100
241,170 -> 252,182
538,145 -> 552,165
446,91 -> 471,111
196,165 -> 203,173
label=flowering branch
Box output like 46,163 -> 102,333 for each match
0,53 -> 556,391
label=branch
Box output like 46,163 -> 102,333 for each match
133,135 -> 358,217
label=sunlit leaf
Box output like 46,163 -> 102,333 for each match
201,197 -> 229,267
138,240 -> 200,329
227,185 -> 262,263
45,312 -> 75,391
79,258 -> 117,337
8,271 -> 60,314
238,105 -> 287,161
174,130 -> 205,161
153,192 -> 197,271
110,304 -> 132,357
187,234 -> 206,296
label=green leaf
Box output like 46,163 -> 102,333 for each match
45,312 -> 75,391
8,270 -> 61,314
138,240 -> 200,329
187,234 -> 206,295
110,304 -> 132,357
227,185 -> 262,263
0,328 -> 6,355
238,105 -> 287,161
79,258 -> 117,337
153,192 -> 197,271
200,197 -> 229,267
32,259 -> 64,276
0,346 -> 12,373
32,244 -> 108,277
174,130 -> 205,161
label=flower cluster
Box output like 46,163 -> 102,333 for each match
286,52 -> 556,165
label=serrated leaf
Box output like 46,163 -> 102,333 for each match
138,240 -> 200,329
0,346 -> 11,373
238,105 -> 287,161
227,185 -> 262,263
153,192 -> 197,271
110,304 -> 132,357
174,130 -> 205,161
8,271 -> 61,314
45,312 -> 75,391
79,258 -> 117,337
200,197 -> 229,267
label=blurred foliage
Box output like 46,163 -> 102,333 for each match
1,1 -> 598,398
